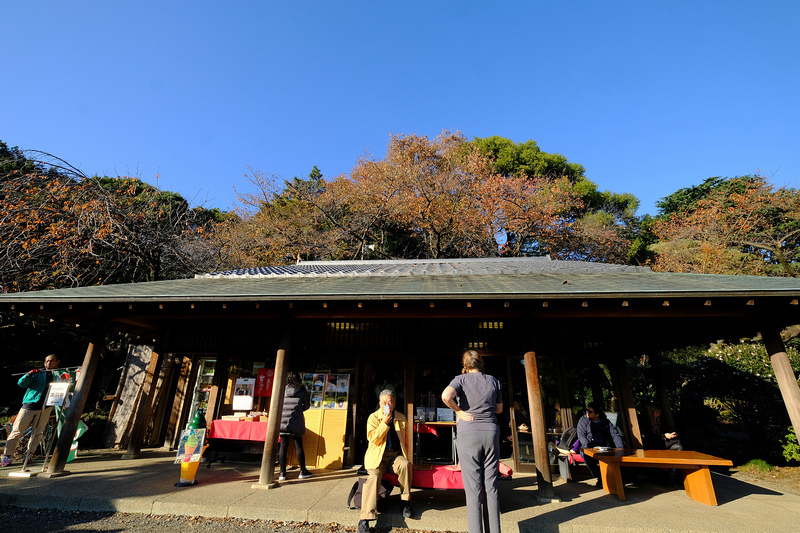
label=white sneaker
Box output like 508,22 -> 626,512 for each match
278,475 -> 286,481
298,471 -> 313,479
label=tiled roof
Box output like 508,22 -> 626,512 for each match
197,257 -> 649,279
1,257 -> 799,303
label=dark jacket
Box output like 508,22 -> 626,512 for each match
280,384 -> 311,435
577,413 -> 624,449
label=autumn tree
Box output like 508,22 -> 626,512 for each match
650,175 -> 800,276
0,146 -> 221,291
227,132 -> 639,264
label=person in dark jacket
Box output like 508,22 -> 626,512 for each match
278,371 -> 312,480
577,401 -> 624,486
2,354 -> 61,467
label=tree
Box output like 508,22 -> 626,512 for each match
651,175 -> 800,276
473,136 -> 639,262
0,144 -> 221,291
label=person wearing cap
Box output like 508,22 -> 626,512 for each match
1,354 -> 62,467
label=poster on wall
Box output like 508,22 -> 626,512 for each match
233,378 -> 255,411
254,368 -> 274,397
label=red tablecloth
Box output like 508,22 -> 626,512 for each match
207,419 -> 269,441
383,462 -> 513,490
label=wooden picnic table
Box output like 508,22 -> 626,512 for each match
582,448 -> 733,506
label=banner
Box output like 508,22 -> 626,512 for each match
254,368 -> 274,397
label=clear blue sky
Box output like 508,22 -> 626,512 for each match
2,2 -> 798,215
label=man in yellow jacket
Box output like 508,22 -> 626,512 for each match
358,389 -> 413,533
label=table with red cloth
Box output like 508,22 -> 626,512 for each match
207,419 -> 269,441
383,462 -> 513,490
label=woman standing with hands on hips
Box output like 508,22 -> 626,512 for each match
441,350 -> 503,533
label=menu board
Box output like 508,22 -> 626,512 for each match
304,373 -> 349,409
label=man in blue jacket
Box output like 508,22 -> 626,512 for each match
577,402 -> 625,486
1,354 -> 61,467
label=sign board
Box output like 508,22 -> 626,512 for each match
232,378 -> 255,411
45,382 -> 70,407
253,368 -> 274,397
175,428 -> 206,463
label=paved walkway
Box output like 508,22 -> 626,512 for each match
1,449 -> 798,532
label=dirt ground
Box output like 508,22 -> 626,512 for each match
730,464 -> 800,495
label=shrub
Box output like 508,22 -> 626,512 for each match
783,427 -> 800,463
738,458 -> 774,473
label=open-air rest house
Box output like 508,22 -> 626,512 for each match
2,256 -> 800,504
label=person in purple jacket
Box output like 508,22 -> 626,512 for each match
442,350 -> 503,533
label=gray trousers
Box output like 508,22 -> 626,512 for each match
455,427 -> 501,533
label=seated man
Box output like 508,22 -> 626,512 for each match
358,389 -> 413,533
577,402 -> 624,487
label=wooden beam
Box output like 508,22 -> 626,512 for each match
45,324 -> 106,475
762,327 -> 800,438
523,351 -> 555,499
257,327 -> 290,487
405,354 -> 415,464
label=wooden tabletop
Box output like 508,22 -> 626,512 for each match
582,448 -> 733,466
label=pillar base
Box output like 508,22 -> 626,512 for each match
533,494 -> 561,504
251,482 -> 278,490
39,470 -> 70,478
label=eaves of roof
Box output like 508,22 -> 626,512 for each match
1,271 -> 799,303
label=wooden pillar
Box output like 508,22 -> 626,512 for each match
405,354 -> 415,462
556,358 -> 574,430
165,355 -> 194,449
651,353 -> 677,434
523,351 -> 554,499
45,324 -> 106,475
205,358 -> 230,427
505,355 -> 521,472
256,328 -> 290,487
123,347 -> 162,458
610,357 -> 643,449
762,327 -> 800,436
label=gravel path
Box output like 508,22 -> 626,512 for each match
0,507 -> 431,533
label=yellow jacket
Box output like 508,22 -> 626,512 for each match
363,408 -> 410,469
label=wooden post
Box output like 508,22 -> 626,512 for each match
505,355 -> 521,472
165,355 -> 194,449
650,353 -> 677,435
256,328 -> 290,487
123,348 -> 162,458
762,327 -> 800,437
45,324 -> 106,476
523,351 -> 555,499
405,354 -> 415,463
611,357 -> 643,449
556,358 -> 574,430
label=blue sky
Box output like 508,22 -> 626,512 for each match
2,2 -> 798,215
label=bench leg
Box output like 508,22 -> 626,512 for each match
683,466 -> 718,506
598,462 -> 625,501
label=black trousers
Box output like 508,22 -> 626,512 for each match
278,433 -> 308,475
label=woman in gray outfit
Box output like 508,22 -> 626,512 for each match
442,351 -> 503,533
278,371 -> 312,480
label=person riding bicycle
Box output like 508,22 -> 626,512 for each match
1,354 -> 62,467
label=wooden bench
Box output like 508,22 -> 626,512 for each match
582,448 -> 733,506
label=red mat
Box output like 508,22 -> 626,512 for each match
383,462 -> 513,490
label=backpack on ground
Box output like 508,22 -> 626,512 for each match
559,427 -> 580,452
347,477 -> 394,509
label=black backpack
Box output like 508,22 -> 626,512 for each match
559,427 -> 579,452
347,477 -> 394,509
